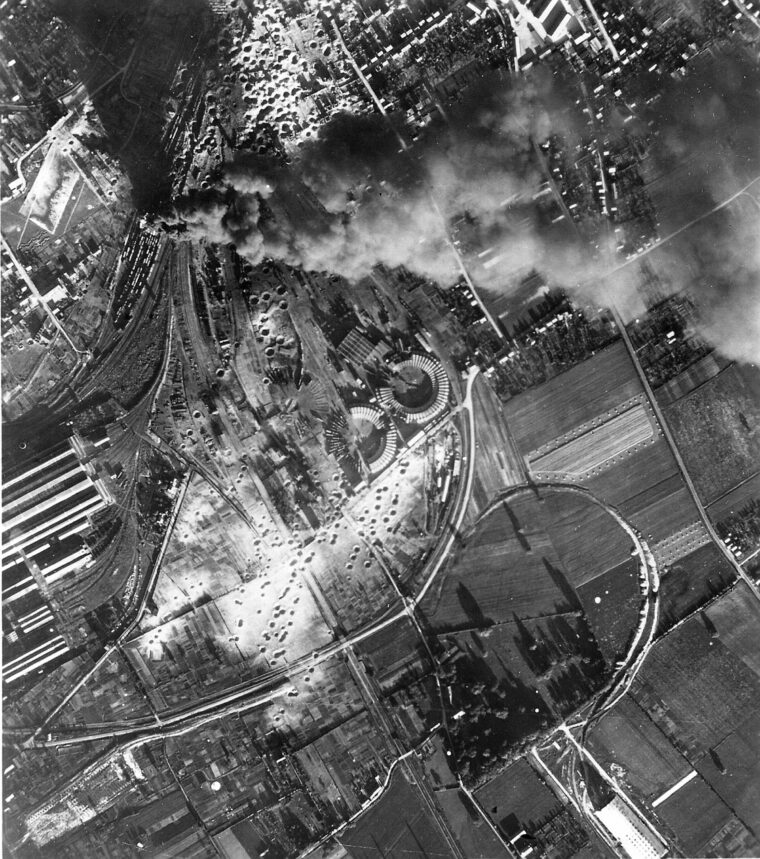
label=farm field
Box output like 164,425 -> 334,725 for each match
504,342 -> 642,454
423,494 -> 570,628
500,335 -> 715,594
656,542 -> 736,632
338,768 -> 458,859
435,788 -> 511,859
655,351 -> 732,406
706,471 -> 760,524
664,364 -> 760,504
538,491 -> 633,586
655,774 -> 751,858
356,615 -> 428,691
582,439 -> 679,525
475,758 -> 561,838
623,482 -> 700,549
586,695 -> 690,801
694,711 -> 760,835
530,404 -> 654,477
704,582 -> 760,678
423,488 -> 635,632
631,615 -> 760,760
576,559 -> 640,661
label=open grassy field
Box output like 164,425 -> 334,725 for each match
664,364 -> 760,504
504,341 -> 642,454
539,490 -> 634,586
576,559 -> 641,661
632,614 -> 760,759
656,542 -> 736,632
424,493 -> 571,628
475,758 -> 562,838
339,768 -> 458,859
425,488 -> 636,632
587,694 -> 690,801
442,608 -> 608,719
622,479 -> 700,548
583,438 -> 714,577
695,711 -> 760,835
656,351 -> 732,406
500,336 -> 712,584
656,775 -> 742,858
706,471 -> 760,524
705,582 -> 760,679
435,788 -> 511,859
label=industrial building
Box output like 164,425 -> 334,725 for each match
595,796 -> 668,859
2,434 -> 112,685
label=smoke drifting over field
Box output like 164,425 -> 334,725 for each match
172,69 -> 618,293
635,49 -> 760,363
173,51 -> 760,362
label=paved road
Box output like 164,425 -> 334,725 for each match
611,304 -> 760,604
25,476 -> 655,755
1,234 -> 85,356
22,368 -> 480,748
538,98 -> 760,604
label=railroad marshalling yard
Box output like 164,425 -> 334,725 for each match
5,191 -> 760,859
3,1 -> 760,858
8,279 -> 760,858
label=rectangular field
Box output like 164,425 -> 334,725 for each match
656,775 -> 738,857
435,788 -> 511,859
656,542 -> 736,631
356,616 -> 428,691
632,615 -> 760,758
582,438 -> 678,516
504,341 -> 642,454
339,768 -> 458,859
695,711 -> 760,835
620,474 -> 700,547
664,364 -> 760,504
586,695 -> 690,800
530,405 -> 654,477
655,351 -> 731,406
474,758 -> 562,838
540,491 -> 634,587
706,471 -> 760,524
705,582 -> 760,680
423,498 -> 571,628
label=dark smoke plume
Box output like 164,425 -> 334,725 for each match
632,47 -> 760,362
172,52 -> 760,362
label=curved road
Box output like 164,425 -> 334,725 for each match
23,461 -> 660,754
18,367 -> 481,748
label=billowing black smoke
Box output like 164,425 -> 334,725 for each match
172,50 -> 760,363
169,67 -> 597,287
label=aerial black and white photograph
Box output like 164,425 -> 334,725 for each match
1,0 -> 760,856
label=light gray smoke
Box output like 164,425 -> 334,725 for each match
173,52 -> 760,363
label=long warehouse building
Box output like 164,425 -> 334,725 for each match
2,434 -> 112,685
